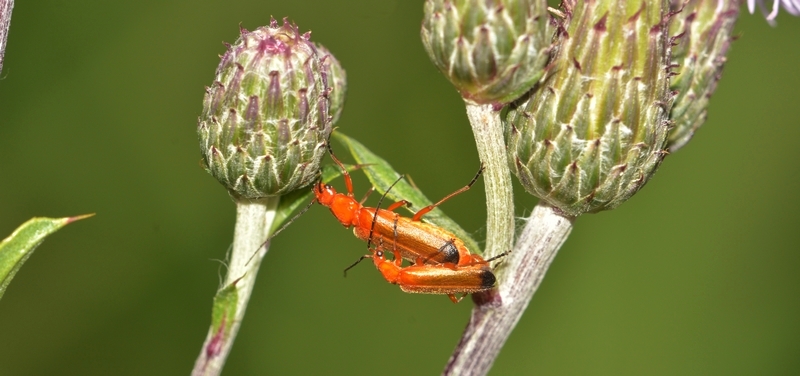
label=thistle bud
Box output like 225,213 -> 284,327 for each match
667,0 -> 738,152
198,18 -> 341,198
505,0 -> 674,217
421,0 -> 553,104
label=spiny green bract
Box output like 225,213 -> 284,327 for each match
318,44 -> 347,123
315,43 -> 347,126
505,0 -> 674,217
667,0 -> 738,152
198,18 -> 346,198
421,0 -> 553,105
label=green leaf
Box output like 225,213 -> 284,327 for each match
208,280 -> 239,346
333,132 -> 482,254
0,214 -> 94,301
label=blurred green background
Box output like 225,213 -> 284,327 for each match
1,1 -> 798,375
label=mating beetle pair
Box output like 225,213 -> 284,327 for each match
313,143 -> 504,303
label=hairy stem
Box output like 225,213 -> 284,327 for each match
465,102 -> 515,260
444,203 -> 574,376
192,196 -> 279,376
0,0 -> 14,73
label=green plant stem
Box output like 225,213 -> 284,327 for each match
465,102 -> 515,260
192,196 -> 279,376
444,203 -> 574,376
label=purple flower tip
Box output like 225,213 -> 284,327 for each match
747,0 -> 800,23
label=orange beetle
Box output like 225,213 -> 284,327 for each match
369,248 -> 497,303
314,143 -> 487,268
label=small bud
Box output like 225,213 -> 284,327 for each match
667,0 -> 738,152
198,18 -> 343,198
421,0 -> 553,104
505,0 -> 674,216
